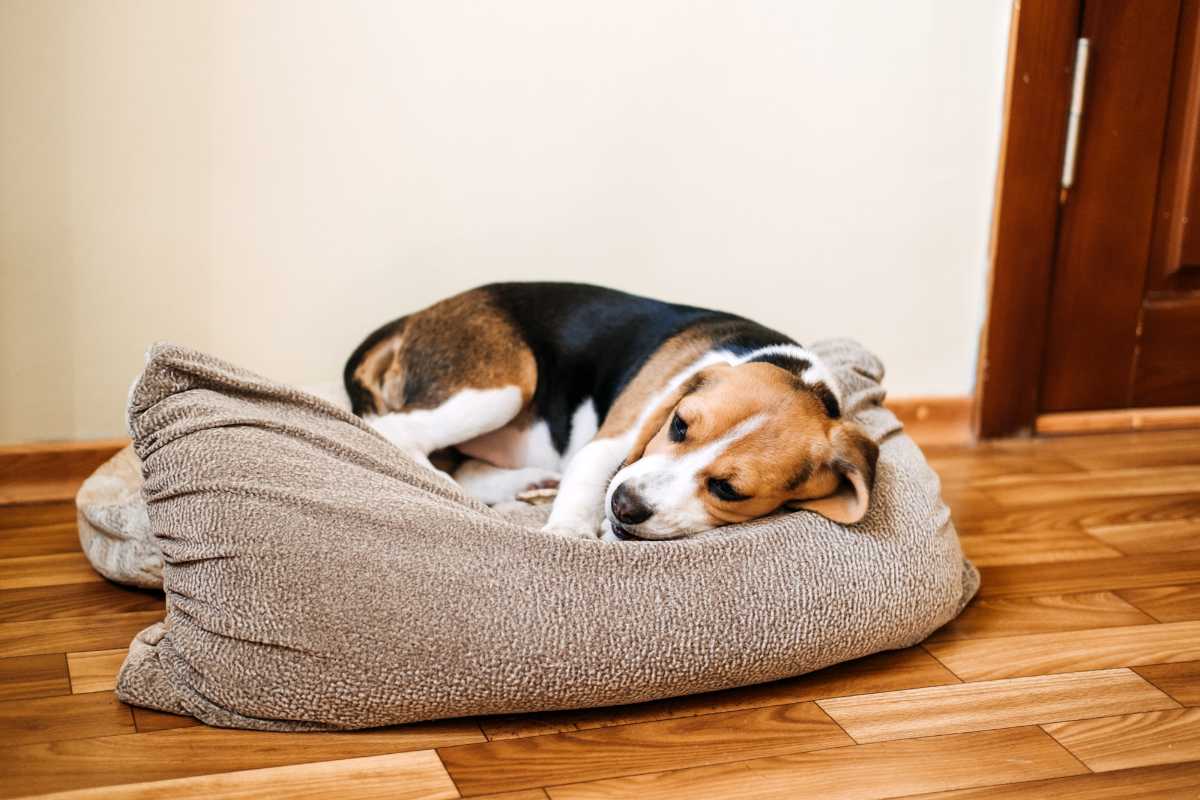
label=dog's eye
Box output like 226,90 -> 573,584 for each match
669,413 -> 688,443
708,478 -> 748,502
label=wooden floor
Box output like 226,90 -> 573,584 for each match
1,430 -> 1199,799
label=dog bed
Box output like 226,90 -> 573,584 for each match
84,340 -> 977,731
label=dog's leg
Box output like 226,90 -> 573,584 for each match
541,436 -> 631,539
365,386 -> 525,478
453,459 -> 560,506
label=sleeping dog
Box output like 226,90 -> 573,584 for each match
344,282 -> 878,541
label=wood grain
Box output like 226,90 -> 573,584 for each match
0,583 -> 164,623
131,707 -> 200,733
974,0 -> 1080,437
1118,583 -> 1200,622
0,439 -> 127,485
67,649 -> 127,694
925,621 -> 1200,680
981,466 -> 1200,508
1134,661 -> 1200,706
0,691 -> 135,746
1087,520 -> 1200,555
905,761 -> 1200,799
546,727 -> 1086,800
925,592 -> 1156,642
481,648 -> 958,741
816,669 -> 1177,743
0,552 -> 104,590
28,749 -> 460,800
0,523 -> 82,559
1036,406 -> 1200,435
1044,707 -> 1200,772
977,553 -> 1200,598
954,492 -> 1200,537
0,502 -> 76,530
441,702 -> 852,796
957,528 -> 1121,567
1039,0 -> 1182,411
0,720 -> 485,798
0,612 -> 163,658
0,653 -> 70,701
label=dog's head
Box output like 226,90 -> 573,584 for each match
604,362 -> 878,540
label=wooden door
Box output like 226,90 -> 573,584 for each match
977,0 -> 1200,436
1041,0 -> 1200,413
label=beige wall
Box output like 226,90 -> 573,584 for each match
1,1 -> 1011,442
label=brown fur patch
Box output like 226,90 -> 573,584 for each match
348,288 -> 537,415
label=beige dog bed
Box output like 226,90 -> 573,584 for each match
80,340 -> 977,731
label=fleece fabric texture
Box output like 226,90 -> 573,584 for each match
106,340 -> 977,731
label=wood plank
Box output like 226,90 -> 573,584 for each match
816,669 -> 1177,743
904,762 -> 1200,799
0,552 -> 103,590
977,553 -> 1200,597
0,612 -> 162,658
28,750 -> 459,800
0,691 -> 135,746
0,719 -> 485,798
1119,583 -> 1200,622
68,649 -> 127,694
0,583 -> 164,624
0,522 -> 81,559
0,653 -> 70,701
1044,707 -> 1200,772
0,502 -> 77,530
1088,520 -> 1200,555
928,451 -> 1082,486
0,480 -> 90,507
982,466 -> 1200,508
925,621 -> 1200,680
1134,661 -> 1200,706
481,648 -> 958,741
130,707 -> 199,733
925,592 -> 1156,642
470,792 -> 549,800
545,727 -> 1086,800
958,528 -> 1121,567
440,702 -> 853,796
954,493 -> 1200,537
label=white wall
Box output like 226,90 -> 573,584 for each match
1,0 -> 1011,442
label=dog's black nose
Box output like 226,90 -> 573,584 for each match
611,483 -> 653,525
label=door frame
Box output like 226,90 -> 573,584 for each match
974,0 -> 1082,438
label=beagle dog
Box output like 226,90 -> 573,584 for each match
344,282 -> 878,541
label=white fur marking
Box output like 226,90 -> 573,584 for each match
365,386 -> 523,455
454,459 -> 560,506
605,414 -> 765,539
563,398 -> 599,466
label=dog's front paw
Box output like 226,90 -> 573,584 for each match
540,522 -> 598,540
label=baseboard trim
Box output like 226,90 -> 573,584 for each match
884,396 -> 974,447
0,397 -> 977,492
0,438 -> 129,505
1035,406 -> 1200,436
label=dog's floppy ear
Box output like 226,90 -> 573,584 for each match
623,370 -> 711,464
789,422 -> 879,524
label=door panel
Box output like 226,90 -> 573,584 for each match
1039,0 -> 1182,412
1149,0 -> 1200,292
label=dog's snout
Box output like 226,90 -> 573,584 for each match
611,482 -> 653,525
